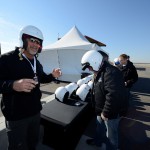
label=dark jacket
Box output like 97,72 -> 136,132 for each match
94,61 -> 128,119
118,61 -> 138,88
0,48 -> 55,121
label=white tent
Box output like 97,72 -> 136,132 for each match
38,26 -> 104,82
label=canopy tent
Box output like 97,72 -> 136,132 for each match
38,26 -> 105,82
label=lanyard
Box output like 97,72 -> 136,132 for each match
22,53 -> 36,74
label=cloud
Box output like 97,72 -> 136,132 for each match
0,17 -> 21,30
0,17 -> 21,53
0,17 -> 21,40
1,41 -> 17,46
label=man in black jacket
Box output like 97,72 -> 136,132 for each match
81,50 -> 127,150
0,25 -> 61,150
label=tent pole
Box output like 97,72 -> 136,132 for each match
57,49 -> 61,69
55,49 -> 61,84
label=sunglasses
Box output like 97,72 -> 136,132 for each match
29,38 -> 41,45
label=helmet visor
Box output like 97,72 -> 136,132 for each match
82,62 -> 90,70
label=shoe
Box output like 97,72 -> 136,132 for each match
86,138 -> 96,145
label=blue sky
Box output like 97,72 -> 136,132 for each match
0,0 -> 150,63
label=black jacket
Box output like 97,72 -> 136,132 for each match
117,61 -> 138,88
0,48 -> 55,121
94,62 -> 128,119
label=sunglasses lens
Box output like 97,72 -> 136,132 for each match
30,38 -> 35,42
29,38 -> 40,45
35,40 -> 40,45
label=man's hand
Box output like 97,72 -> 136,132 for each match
101,113 -> 108,121
52,68 -> 62,78
13,79 -> 37,92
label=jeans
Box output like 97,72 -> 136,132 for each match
94,116 -> 120,150
5,113 -> 40,150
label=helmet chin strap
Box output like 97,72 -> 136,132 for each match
22,38 -> 28,50
38,45 -> 42,53
82,62 -> 90,71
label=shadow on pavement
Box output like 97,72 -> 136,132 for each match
132,77 -> 150,94
119,77 -> 150,150
0,128 -> 8,150
41,90 -> 53,96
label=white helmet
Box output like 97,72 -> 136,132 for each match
76,84 -> 90,101
87,74 -> 94,80
82,76 -> 91,83
19,25 -> 44,51
114,58 -> 120,66
65,83 -> 78,97
88,80 -> 93,90
77,79 -> 86,87
81,50 -> 103,71
55,87 -> 69,102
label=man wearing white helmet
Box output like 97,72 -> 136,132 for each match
81,50 -> 127,150
0,25 -> 62,150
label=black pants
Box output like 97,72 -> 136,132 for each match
5,113 -> 40,150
